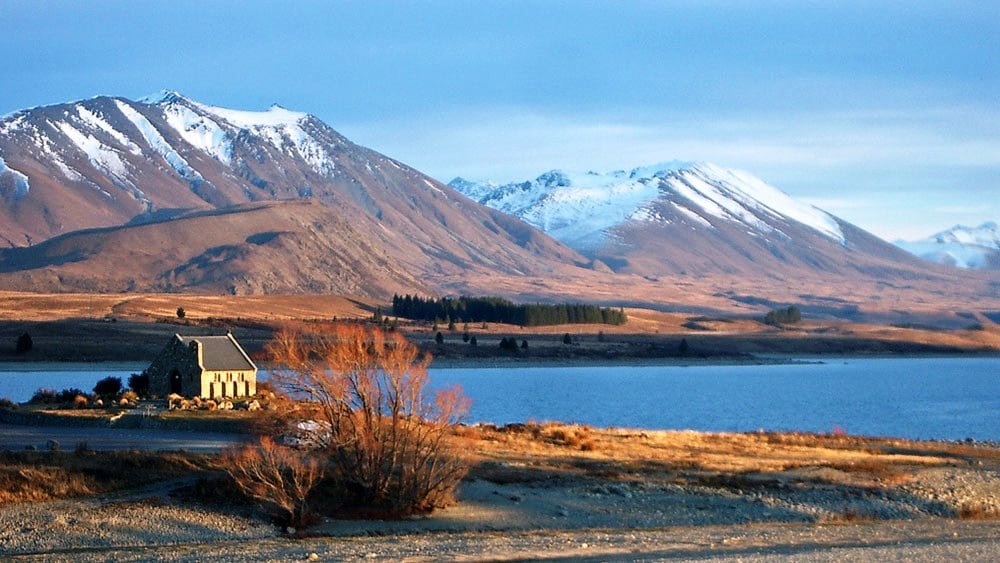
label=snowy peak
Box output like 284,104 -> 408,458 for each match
931,221 -> 999,247
0,92 -> 361,244
662,163 -> 846,243
450,162 -> 846,251
132,92 -> 333,172
138,89 -> 188,105
897,221 -> 1000,270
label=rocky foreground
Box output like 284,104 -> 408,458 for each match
1,425 -> 998,560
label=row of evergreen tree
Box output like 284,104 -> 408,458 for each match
764,305 -> 802,325
391,295 -> 627,327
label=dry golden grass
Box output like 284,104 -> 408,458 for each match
1,289 -> 997,355
818,508 -> 882,524
958,501 -> 1000,520
0,450 -> 215,504
0,291 -> 377,322
462,423 -> 987,490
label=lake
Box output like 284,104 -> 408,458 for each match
0,357 -> 996,441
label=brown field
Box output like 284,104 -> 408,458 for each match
0,291 -> 378,323
0,291 -> 997,363
466,422 -> 995,485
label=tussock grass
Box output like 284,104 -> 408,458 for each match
0,450 -> 216,504
958,501 -> 1000,520
819,507 -> 882,524
465,424 -> 982,493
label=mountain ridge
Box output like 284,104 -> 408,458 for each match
896,221 -> 1000,270
449,163 -> 931,280
0,93 -> 996,322
0,92 -> 586,296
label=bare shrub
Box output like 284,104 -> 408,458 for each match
819,507 -> 880,523
543,425 -> 594,450
222,437 -> 323,527
268,325 -> 470,516
958,501 -> 1000,520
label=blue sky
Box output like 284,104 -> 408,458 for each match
1,1 -> 997,239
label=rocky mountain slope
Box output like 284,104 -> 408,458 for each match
896,222 -> 1000,270
450,163 -> 933,279
0,93 -> 995,319
0,92 -> 583,295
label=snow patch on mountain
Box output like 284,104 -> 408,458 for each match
187,101 -> 335,176
0,114 -> 27,137
115,100 -> 203,186
160,102 -> 232,164
664,164 -> 844,243
193,102 -> 308,128
447,177 -> 496,201
672,202 -> 714,228
55,121 -> 132,182
75,106 -> 141,155
897,222 -> 1000,269
0,155 -> 30,197
51,155 -> 84,182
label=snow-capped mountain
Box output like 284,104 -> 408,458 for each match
0,90 -> 380,243
451,163 -> 924,278
452,163 -> 843,250
896,222 -> 1000,270
0,92 -> 582,295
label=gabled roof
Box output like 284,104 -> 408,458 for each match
176,333 -> 257,372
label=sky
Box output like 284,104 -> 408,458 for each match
1,0 -> 997,240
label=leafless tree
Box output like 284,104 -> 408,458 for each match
267,324 -> 470,515
222,436 -> 323,527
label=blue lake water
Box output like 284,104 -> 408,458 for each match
0,358 -> 997,441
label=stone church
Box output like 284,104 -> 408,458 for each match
145,333 -> 257,398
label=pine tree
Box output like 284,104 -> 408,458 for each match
15,332 -> 32,354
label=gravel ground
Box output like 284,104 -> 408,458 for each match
1,463 -> 997,561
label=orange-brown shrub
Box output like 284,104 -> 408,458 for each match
222,437 -> 323,528
267,325 -> 470,517
958,501 -> 1000,520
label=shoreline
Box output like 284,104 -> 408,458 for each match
432,351 -> 1000,369
1,350 -> 998,370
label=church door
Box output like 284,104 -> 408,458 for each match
170,370 -> 182,395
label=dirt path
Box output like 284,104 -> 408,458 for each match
5,521 -> 999,561
0,423 -> 249,452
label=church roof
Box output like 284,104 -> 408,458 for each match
177,333 -> 256,372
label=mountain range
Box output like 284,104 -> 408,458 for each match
0,92 -> 996,322
449,164 -> 936,280
0,92 -> 581,295
895,222 -> 1000,271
